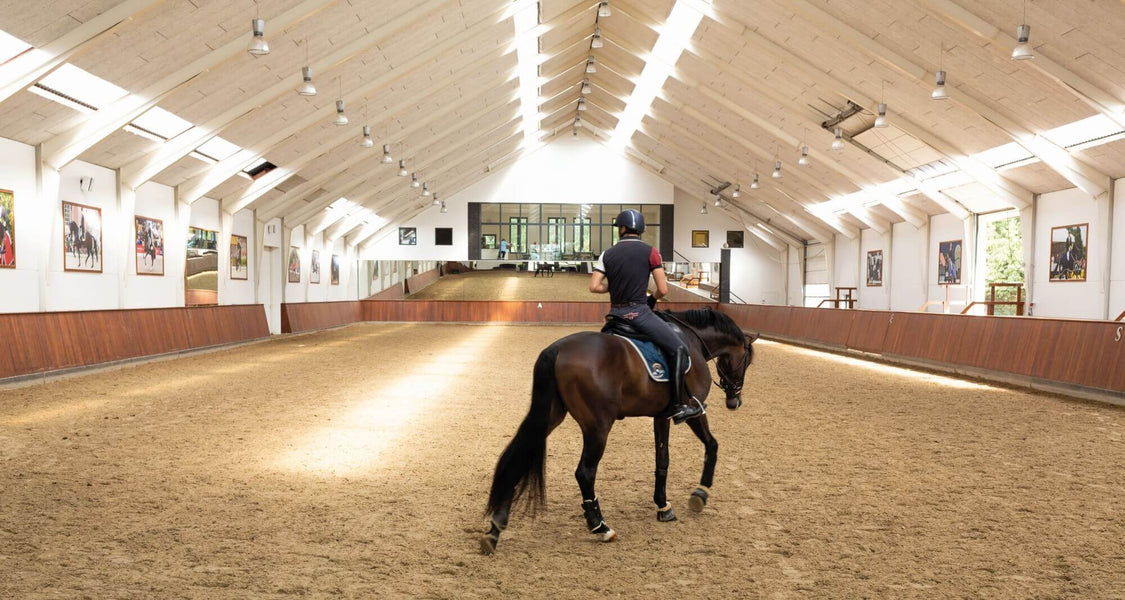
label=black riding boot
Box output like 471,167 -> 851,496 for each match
667,347 -> 704,425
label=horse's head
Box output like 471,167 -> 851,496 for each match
715,332 -> 759,410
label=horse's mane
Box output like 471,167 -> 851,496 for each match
666,308 -> 745,343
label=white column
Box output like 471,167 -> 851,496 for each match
117,174 -> 135,308
34,148 -> 60,312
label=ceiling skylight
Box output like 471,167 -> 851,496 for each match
608,0 -> 708,152
194,136 -> 242,162
972,142 -> 1035,170
512,2 -> 542,150
1041,114 -> 1125,149
30,63 -> 128,112
0,29 -> 31,64
129,106 -> 193,140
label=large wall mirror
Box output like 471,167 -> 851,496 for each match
186,226 -> 218,306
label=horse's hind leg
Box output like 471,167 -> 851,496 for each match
575,428 -> 617,542
686,415 -> 718,512
653,417 -> 676,522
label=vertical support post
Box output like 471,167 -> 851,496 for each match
117,173 -> 135,308
34,146 -> 61,312
719,247 -> 731,304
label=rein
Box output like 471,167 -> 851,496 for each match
660,311 -> 749,395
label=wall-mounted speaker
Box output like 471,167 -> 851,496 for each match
79,177 -> 94,191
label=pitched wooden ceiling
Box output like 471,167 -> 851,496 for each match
0,0 -> 1123,248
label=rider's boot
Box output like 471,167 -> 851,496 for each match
667,347 -> 705,425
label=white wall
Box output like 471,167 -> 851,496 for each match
859,228 -> 891,310
47,160 -> 120,312
224,208 -> 256,305
1111,179 -> 1125,319
890,220 -> 927,311
124,182 -> 180,309
1031,187 -> 1109,319
360,201 -> 468,261
0,136 -> 39,312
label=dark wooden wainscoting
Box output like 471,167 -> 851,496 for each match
0,304 -> 270,380
280,301 -> 364,334
720,304 -> 1125,397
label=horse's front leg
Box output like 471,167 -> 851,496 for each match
653,417 -> 676,521
686,415 -> 718,512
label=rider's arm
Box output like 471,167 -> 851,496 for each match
589,271 -> 609,294
651,267 -> 669,299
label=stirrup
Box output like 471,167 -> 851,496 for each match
669,398 -> 706,425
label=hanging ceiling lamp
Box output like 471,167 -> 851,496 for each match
932,45 -> 949,100
750,173 -> 760,189
440,199 -> 448,214
248,16 -> 269,56
700,202 -> 708,215
575,115 -> 583,128
422,182 -> 431,197
798,145 -> 810,166
832,127 -> 845,150
360,125 -> 373,147
713,195 -> 722,207
296,39 -> 315,95
591,27 -> 603,49
333,78 -> 347,125
411,173 -> 420,188
398,159 -> 408,177
732,183 -> 741,199
382,144 -> 393,164
586,57 -> 597,74
771,160 -> 782,179
577,98 -> 587,111
1012,24 -> 1033,60
598,1 -> 611,18
581,79 -> 591,95
874,102 -> 889,128
433,192 -> 441,207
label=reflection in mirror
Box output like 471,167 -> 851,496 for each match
186,227 -> 218,306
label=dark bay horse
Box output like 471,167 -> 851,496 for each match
481,308 -> 758,554
67,220 -> 99,268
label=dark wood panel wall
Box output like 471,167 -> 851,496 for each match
280,302 -> 364,334
0,305 -> 270,380
720,304 -> 1125,396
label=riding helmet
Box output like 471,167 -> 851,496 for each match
614,209 -> 645,234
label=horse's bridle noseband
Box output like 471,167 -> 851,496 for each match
661,312 -> 750,397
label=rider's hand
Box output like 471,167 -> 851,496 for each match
647,294 -> 657,310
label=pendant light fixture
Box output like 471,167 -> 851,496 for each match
581,79 -> 591,95
798,145 -> 810,166
591,27 -> 603,49
297,39 -> 315,96
713,195 -> 722,208
874,80 -> 889,128
440,198 -> 448,214
411,173 -> 420,188
577,98 -> 587,112
598,1 -> 611,18
381,144 -> 393,164
832,127 -> 845,150
585,57 -> 597,74
771,150 -> 782,179
421,182 -> 431,197
433,192 -> 440,207
397,159 -> 408,177
1012,3 -> 1033,60
360,125 -> 373,147
750,173 -> 760,190
732,183 -> 741,199
333,78 -> 348,126
700,202 -> 708,215
248,4 -> 269,56
932,45 -> 949,100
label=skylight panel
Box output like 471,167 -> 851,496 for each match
194,137 -> 242,162
972,142 -> 1035,170
130,106 -> 193,140
512,2 -> 542,150
31,63 -> 128,112
1041,114 -> 1125,148
0,29 -> 31,64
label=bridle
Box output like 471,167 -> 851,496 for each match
661,312 -> 751,397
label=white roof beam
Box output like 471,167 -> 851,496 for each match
784,0 -> 1109,199
0,0 -> 164,105
119,0 -> 454,190
41,0 -> 334,170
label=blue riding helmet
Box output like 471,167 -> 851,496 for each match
614,209 -> 645,234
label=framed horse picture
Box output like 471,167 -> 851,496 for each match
62,201 -> 103,273
1049,223 -> 1088,282
331,254 -> 340,285
230,234 -> 248,280
287,246 -> 301,283
134,215 -> 164,276
310,249 -> 321,284
0,189 -> 14,268
866,250 -> 883,287
937,239 -> 962,285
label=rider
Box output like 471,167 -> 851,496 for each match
588,209 -> 704,424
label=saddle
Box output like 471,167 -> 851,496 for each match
600,313 -> 690,382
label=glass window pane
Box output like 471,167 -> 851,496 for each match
480,225 -> 499,249
481,203 -> 500,223
560,204 -> 579,220
524,203 -> 540,223
543,204 -> 561,219
641,204 -> 660,225
641,225 -> 659,248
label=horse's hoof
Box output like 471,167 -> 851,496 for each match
689,488 -> 709,513
599,528 -> 618,543
657,505 -> 677,522
479,534 -> 498,555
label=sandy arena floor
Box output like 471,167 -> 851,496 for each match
407,271 -> 600,301
2,323 -> 1124,598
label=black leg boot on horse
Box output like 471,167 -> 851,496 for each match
666,347 -> 705,425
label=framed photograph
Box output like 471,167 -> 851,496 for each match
331,254 -> 340,285
1049,223 -> 1088,282
0,189 -> 14,268
725,230 -> 744,249
185,227 -> 218,306
399,227 -> 417,246
691,230 -> 709,248
435,227 -> 453,246
62,200 -> 103,273
287,246 -> 301,283
866,250 -> 883,287
937,239 -> 962,285
310,249 -> 321,284
230,234 -> 248,280
134,215 -> 164,276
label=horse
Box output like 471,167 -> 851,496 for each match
232,238 -> 243,273
67,220 -> 99,268
481,307 -> 758,554
138,224 -> 158,267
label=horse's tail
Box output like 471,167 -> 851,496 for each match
486,343 -> 561,517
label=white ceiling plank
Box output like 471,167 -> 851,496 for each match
0,0 -> 166,106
